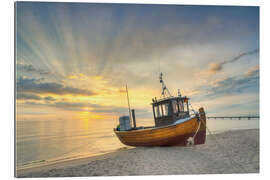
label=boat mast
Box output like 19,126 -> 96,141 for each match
159,72 -> 172,98
126,84 -> 132,124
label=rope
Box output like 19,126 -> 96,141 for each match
193,120 -> 201,138
187,120 -> 201,145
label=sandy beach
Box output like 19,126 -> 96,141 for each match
17,129 -> 259,177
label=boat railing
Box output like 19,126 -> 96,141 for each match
189,110 -> 198,117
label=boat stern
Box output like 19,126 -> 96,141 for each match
194,107 -> 206,145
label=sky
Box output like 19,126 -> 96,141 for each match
16,2 -> 259,123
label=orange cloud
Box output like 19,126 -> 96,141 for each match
245,65 -> 259,77
208,63 -> 222,74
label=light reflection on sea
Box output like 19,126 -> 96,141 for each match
16,117 -> 259,169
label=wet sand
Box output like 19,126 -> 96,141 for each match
16,129 -> 259,177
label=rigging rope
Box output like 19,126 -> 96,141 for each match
187,120 -> 201,146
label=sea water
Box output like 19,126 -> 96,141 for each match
16,117 -> 259,169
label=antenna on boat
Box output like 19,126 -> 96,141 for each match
158,58 -> 161,76
178,89 -> 181,97
159,72 -> 172,98
126,84 -> 132,123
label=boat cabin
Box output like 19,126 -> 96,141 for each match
152,96 -> 190,127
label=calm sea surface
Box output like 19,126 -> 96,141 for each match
16,117 -> 259,169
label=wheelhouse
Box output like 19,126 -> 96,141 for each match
152,96 -> 190,127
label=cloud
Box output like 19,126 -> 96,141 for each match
245,65 -> 259,77
207,49 -> 259,74
194,71 -> 259,101
191,93 -> 259,116
21,99 -> 152,118
17,62 -> 51,76
50,102 -> 87,110
17,76 -> 95,96
23,101 -> 87,111
22,100 -> 128,114
17,3 -> 259,78
44,96 -> 57,102
224,49 -> 259,64
16,4 -> 259,117
208,63 -> 222,75
16,93 -> 58,103
17,93 -> 42,100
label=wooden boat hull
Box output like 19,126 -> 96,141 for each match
114,108 -> 206,146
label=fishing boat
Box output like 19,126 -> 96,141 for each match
114,73 -> 206,146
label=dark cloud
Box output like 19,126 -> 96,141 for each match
17,76 -> 95,96
17,63 -> 51,76
193,68 -> 259,101
44,96 -> 56,102
224,49 -> 259,65
50,102 -> 87,111
17,93 -> 57,102
211,76 -> 258,95
208,49 -> 259,74
17,93 -> 42,100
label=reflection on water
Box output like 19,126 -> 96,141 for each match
16,117 -> 259,168
16,118 -> 125,168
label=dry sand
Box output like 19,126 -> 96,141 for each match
17,129 -> 259,177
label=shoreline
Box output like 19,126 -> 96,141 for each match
16,128 -> 259,177
16,147 -> 132,176
17,128 -> 255,169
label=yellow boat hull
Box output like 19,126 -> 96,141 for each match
114,108 -> 206,146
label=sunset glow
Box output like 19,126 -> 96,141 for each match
16,2 -> 259,124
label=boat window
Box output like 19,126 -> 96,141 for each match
162,103 -> 171,116
172,100 -> 178,114
162,104 -> 167,116
154,105 -> 161,118
154,103 -> 172,118
184,101 -> 189,112
179,101 -> 184,112
159,104 -> 163,117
